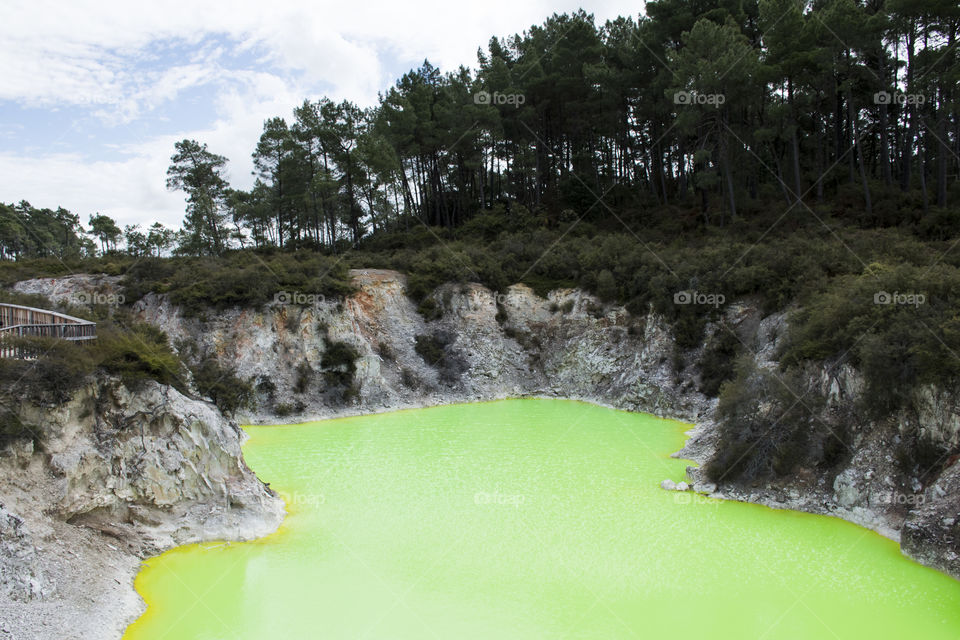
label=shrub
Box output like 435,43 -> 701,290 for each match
376,342 -> 395,361
121,252 -> 354,315
414,334 -> 446,366
0,405 -> 33,448
414,332 -> 467,384
190,357 -> 254,414
0,336 -> 94,405
417,297 -> 441,321
400,367 -> 422,389
294,360 -> 314,394
895,432 -> 956,482
704,359 -> 828,484
95,323 -> 184,390
782,262 -> 960,417
595,269 -> 618,301
321,341 -> 359,387
698,321 -> 741,396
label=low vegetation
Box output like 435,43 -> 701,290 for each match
703,359 -> 835,484
320,340 -> 359,389
414,332 -> 467,385
121,251 -> 354,317
190,357 -> 255,415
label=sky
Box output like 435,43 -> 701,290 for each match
0,0 -> 639,231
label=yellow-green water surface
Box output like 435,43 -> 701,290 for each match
125,399 -> 960,639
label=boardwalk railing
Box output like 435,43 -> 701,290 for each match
0,303 -> 97,358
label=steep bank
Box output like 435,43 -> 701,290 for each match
0,377 -> 283,639
7,267 -> 960,623
113,269 -> 710,423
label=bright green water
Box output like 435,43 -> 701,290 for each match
125,399 -> 960,639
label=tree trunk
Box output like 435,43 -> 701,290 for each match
937,86 -> 949,208
849,89 -> 873,217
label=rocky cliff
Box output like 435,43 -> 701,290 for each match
5,267 -> 960,638
116,269 -> 710,422
0,376 -> 283,639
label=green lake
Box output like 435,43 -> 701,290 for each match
124,399 -> 960,639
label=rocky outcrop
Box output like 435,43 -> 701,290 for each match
9,269 -> 960,588
122,270 -> 713,423
12,273 -> 124,308
0,506 -> 49,603
902,460 -> 960,577
0,377 -> 283,639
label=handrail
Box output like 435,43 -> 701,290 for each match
0,302 -> 97,358
0,302 -> 95,327
0,324 -> 97,338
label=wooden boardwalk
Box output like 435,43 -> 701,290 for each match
0,303 -> 96,358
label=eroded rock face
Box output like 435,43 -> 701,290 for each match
0,377 -> 284,639
100,269 -> 711,422
902,461 -> 960,578
12,274 -> 123,308
10,271 -> 960,582
19,378 -> 283,551
0,505 -> 48,602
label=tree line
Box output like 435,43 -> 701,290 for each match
170,0 -> 960,255
0,201 -> 177,261
4,0 -> 959,259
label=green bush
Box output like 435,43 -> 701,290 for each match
95,323 -> 184,390
698,321 -> 741,397
895,431 -> 957,482
294,360 -> 314,394
121,252 -> 354,315
704,359 -> 829,484
0,405 -> 34,448
414,334 -> 446,366
321,341 -> 359,387
0,336 -> 95,405
190,357 -> 254,414
415,332 -> 467,384
782,262 -> 960,417
595,269 -> 618,301
417,296 -> 442,321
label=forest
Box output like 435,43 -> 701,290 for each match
2,0 -> 959,257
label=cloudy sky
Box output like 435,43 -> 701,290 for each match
0,0 -> 638,230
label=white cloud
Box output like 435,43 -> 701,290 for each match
0,0 -> 636,228
0,151 -> 182,227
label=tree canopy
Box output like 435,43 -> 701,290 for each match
190,1 -> 960,252
4,1 -> 960,258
